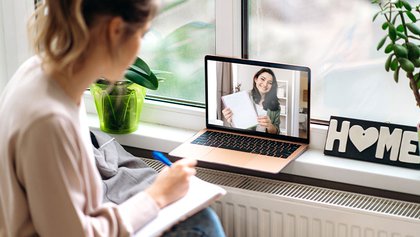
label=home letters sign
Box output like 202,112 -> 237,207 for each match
324,116 -> 420,169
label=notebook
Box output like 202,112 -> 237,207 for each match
170,55 -> 311,173
135,176 -> 226,237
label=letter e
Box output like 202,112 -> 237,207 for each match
399,131 -> 420,164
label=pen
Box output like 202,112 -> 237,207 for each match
152,151 -> 173,167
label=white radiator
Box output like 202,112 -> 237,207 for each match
143,159 -> 420,237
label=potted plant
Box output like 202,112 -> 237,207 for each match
373,0 -> 420,106
373,0 -> 420,145
90,57 -> 159,134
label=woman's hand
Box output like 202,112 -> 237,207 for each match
146,158 -> 197,208
257,116 -> 277,134
222,107 -> 233,124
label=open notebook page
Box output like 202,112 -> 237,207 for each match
135,176 -> 226,237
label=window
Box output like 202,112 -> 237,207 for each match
140,0 -> 216,106
15,1 -> 419,129
245,0 -> 420,126
0,0 -> 34,87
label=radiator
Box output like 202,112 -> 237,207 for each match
142,159 -> 420,237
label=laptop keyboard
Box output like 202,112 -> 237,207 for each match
191,131 -> 301,158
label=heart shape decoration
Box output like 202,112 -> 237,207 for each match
349,125 -> 379,152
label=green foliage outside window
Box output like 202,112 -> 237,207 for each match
141,0 -> 215,105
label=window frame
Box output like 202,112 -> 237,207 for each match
84,0 -> 244,131
87,0 -> 244,130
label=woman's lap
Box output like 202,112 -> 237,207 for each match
161,207 -> 225,237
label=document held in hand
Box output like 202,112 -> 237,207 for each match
135,176 -> 226,237
222,91 -> 258,129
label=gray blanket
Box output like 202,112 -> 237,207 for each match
90,130 -> 157,204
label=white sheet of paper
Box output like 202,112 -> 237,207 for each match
222,91 -> 258,129
135,177 -> 226,237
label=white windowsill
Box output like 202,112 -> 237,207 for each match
87,112 -> 420,197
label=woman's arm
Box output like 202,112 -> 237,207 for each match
17,115 -> 153,236
267,109 -> 280,134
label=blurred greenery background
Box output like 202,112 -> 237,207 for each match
140,0 -> 215,105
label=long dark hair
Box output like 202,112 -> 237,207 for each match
251,68 -> 280,111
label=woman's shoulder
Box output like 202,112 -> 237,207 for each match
15,55 -> 42,75
0,56 -> 78,135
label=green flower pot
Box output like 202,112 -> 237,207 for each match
90,80 -> 146,134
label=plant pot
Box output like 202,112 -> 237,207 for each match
90,80 -> 146,134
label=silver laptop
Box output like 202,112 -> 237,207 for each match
170,55 -> 310,173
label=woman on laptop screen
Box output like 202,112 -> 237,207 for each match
222,68 -> 280,134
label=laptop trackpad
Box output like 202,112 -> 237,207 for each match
201,149 -> 256,166
170,143 -> 213,160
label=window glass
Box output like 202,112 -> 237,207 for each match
247,0 -> 420,126
140,0 -> 216,105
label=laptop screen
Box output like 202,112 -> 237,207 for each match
205,55 -> 310,143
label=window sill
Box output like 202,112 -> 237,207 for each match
86,113 -> 197,153
87,113 -> 420,197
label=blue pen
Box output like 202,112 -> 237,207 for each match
152,151 -> 173,166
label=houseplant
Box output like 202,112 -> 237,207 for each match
90,57 -> 159,134
373,0 -> 420,107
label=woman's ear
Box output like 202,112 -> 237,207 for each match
107,17 -> 126,49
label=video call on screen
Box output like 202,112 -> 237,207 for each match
207,60 -> 309,139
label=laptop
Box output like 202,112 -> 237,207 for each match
170,55 -> 310,173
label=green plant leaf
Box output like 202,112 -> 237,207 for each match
388,23 -> 397,41
396,24 -> 405,32
405,11 -> 417,22
400,0 -> 412,11
414,73 -> 420,90
385,43 -> 394,53
151,69 -> 174,82
396,31 -> 407,40
393,44 -> 409,58
392,14 -> 399,25
124,57 -> 159,90
124,69 -> 159,90
377,35 -> 387,50
407,23 -> 420,35
413,58 -> 420,67
406,42 -> 420,60
382,22 -> 389,30
414,73 -> 420,89
394,67 -> 400,83
385,54 -> 393,71
391,57 -> 399,71
395,0 -> 403,8
131,57 -> 152,75
398,58 -> 415,72
373,11 -> 380,22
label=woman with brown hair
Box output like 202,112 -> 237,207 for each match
0,0 -> 224,236
223,68 -> 281,134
